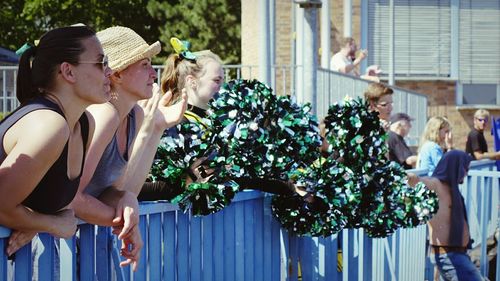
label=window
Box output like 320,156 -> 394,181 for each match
366,0 -> 451,78
457,84 -> 499,105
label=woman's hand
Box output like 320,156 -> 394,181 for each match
445,131 -> 453,151
185,157 -> 215,186
406,172 -> 420,187
138,84 -> 187,132
119,225 -> 143,271
50,209 -> 78,238
112,191 -> 139,240
156,88 -> 188,130
6,230 -> 37,256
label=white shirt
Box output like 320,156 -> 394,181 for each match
330,52 -> 355,75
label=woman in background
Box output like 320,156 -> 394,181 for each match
417,116 -> 452,175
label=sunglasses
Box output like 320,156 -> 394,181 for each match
78,55 -> 109,71
476,117 -> 489,123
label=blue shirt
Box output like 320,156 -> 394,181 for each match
418,141 -> 443,176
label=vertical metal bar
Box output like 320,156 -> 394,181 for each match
321,0 -> 331,69
343,0 -> 352,37
2,70 -> 6,114
450,0 -> 460,79
259,0 -> 271,84
389,0 -> 395,85
360,0 -> 369,72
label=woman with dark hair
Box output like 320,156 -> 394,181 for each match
0,25 -> 112,255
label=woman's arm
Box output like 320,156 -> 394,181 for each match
119,89 -> 187,195
71,104 -> 122,226
0,110 -> 77,236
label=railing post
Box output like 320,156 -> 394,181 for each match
480,176 -> 492,276
14,242 -> 32,281
96,226 -> 112,281
294,0 -> 321,115
321,0 -> 331,69
79,224 -> 95,281
259,0 -> 271,85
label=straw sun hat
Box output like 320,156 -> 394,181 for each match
97,26 -> 161,72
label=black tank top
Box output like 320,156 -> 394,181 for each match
0,97 -> 89,214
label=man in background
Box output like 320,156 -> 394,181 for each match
388,112 -> 417,169
330,37 -> 368,76
465,109 -> 500,160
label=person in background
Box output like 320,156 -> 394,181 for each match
465,109 -> 500,160
408,150 -> 482,281
388,112 -> 417,169
70,26 -> 186,270
0,25 -> 111,255
417,116 -> 452,175
330,37 -> 368,77
363,82 -> 394,131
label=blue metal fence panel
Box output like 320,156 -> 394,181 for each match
79,224 -> 95,281
148,213 -> 162,281
1,162 -> 500,280
0,232 -> 7,281
223,203 -> 236,281
15,242 -> 32,281
243,201 -> 255,281
190,215 -> 202,281
163,212 -> 176,281
234,201 -> 245,281
134,216 -> 147,281
213,210 -> 225,280
262,197 -> 273,281
38,234 -> 55,281
177,212 -> 189,281
96,226 -> 112,281
202,214 -> 214,281
254,196 -> 265,281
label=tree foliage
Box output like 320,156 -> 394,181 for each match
0,0 -> 241,64
147,0 -> 241,64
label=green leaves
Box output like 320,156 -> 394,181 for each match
147,0 -> 240,64
1,0 -> 240,65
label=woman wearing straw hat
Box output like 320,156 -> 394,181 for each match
1,25 -> 111,255
70,26 -> 187,270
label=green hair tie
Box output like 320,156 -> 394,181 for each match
16,42 -> 36,57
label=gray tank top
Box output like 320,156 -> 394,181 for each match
84,109 -> 136,197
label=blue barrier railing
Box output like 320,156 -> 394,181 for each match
1,160 -> 499,281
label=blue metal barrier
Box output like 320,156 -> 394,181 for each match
1,161 -> 499,281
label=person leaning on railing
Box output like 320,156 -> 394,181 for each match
69,26 -> 187,271
0,25 -> 111,256
407,150 -> 483,281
